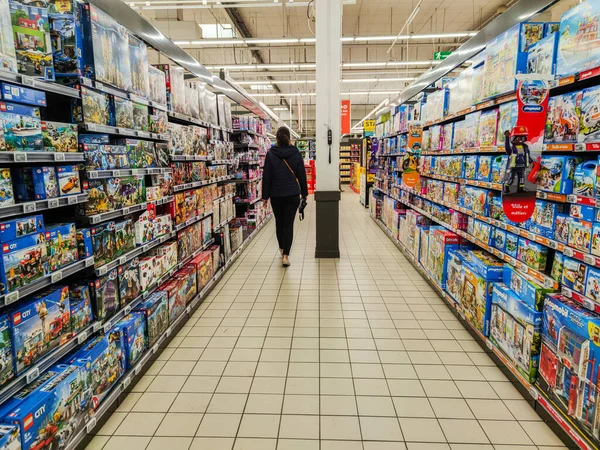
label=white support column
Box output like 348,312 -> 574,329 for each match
314,0 -> 342,258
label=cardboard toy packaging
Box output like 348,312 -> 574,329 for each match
191,251 -> 213,290
482,24 -> 526,99
80,87 -> 113,126
517,238 -> 548,271
445,249 -> 470,304
9,286 -> 70,374
551,252 -> 565,282
0,232 -> 48,294
69,283 -> 93,334
138,256 -> 156,293
41,121 -> 78,152
527,32 -> 559,77
0,425 -> 19,450
113,97 -> 134,129
31,167 -> 58,200
545,91 -> 581,144
0,314 -> 14,388
562,256 -> 588,295
586,266 -> 600,302
44,223 -> 78,272
89,268 -> 120,321
503,265 -> 552,311
496,101 -> 519,145
580,85 -> 600,143
537,156 -> 584,194
0,0 -> 17,76
75,226 -> 93,260
118,257 -> 142,306
136,291 -> 168,347
1,83 -> 46,107
113,312 -> 147,369
91,221 -> 115,268
490,283 -> 542,383
160,279 -> 186,323
478,109 -> 499,147
0,215 -> 44,244
114,219 -> 135,258
0,102 -> 42,152
568,217 -> 593,253
427,227 -> 461,289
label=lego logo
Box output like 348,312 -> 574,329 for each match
23,413 -> 33,431
0,225 -> 4,231
13,313 -> 21,325
0,104 -> 5,112
46,232 -> 50,239
2,244 -> 8,253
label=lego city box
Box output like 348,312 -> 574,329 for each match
89,267 -> 120,321
0,83 -> 46,107
9,286 -> 71,374
136,291 -> 168,348
118,257 -> 141,307
56,165 -> 81,197
69,283 -> 93,335
490,283 -> 542,383
0,215 -> 44,244
0,232 -> 48,295
44,223 -> 78,272
31,167 -> 58,201
113,312 -> 146,370
41,121 -> 77,153
0,314 -> 14,388
538,293 -> 600,443
0,102 -> 42,152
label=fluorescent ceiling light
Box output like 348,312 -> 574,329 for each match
273,107 -> 288,111
354,35 -> 401,41
248,38 -> 299,44
343,62 -> 387,68
250,84 -> 273,90
342,77 -> 415,82
206,63 -> 316,70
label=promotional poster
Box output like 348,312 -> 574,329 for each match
402,122 -> 423,188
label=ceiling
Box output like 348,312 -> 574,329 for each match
130,0 -> 574,135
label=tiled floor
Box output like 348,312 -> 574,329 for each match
86,191 -> 569,450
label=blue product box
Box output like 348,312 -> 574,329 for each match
71,330 -> 126,415
526,32 -> 559,76
0,232 -> 48,294
567,217 -> 592,253
460,260 -> 494,336
0,215 -> 44,244
472,220 -> 494,246
56,165 -> 81,197
45,223 -> 78,272
69,283 -> 93,334
490,196 -> 505,220
580,85 -> 600,143
517,238 -> 548,271
50,13 -> 78,80
31,167 -> 58,200
544,22 -> 560,36
532,200 -> 564,232
0,425 -> 19,450
505,232 -> 519,257
538,155 -> 583,194
503,264 -> 552,311
136,291 -> 168,347
520,22 -> 544,52
0,315 -> 14,388
9,286 -> 71,374
555,214 -> 570,244
427,227 -> 461,289
77,134 -> 110,144
544,91 -> 581,144
463,155 -> 477,180
570,204 -> 596,223
12,169 -> 33,203
562,256 -> 588,295
493,228 -> 506,252
0,102 -> 42,152
82,144 -> 129,170
1,83 -> 46,107
551,251 -> 564,282
573,160 -> 597,196
76,227 -> 93,259
446,249 -> 469,303
585,266 -> 600,302
466,250 -> 503,280
593,223 -> 600,257
490,283 -> 542,382
475,155 -> 492,181
113,312 -> 146,369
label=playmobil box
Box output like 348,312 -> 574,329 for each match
31,167 -> 58,200
0,232 -> 48,294
0,425 -> 18,450
545,91 -> 581,144
0,215 -> 44,244
580,85 -> 600,143
445,249 -> 470,304
556,1 -> 600,77
45,223 -> 78,272
459,259 -> 495,336
472,220 -> 494,247
517,238 -> 548,271
0,102 -> 42,152
520,22 -> 545,52
570,204 -> 597,223
136,291 -> 168,349
497,101 -> 518,146
527,32 -> 559,76
531,200 -> 565,236
41,121 -> 78,153
76,227 -> 93,260
114,312 -> 146,369
503,264 -> 552,311
555,214 -> 570,244
475,155 -> 493,182
466,250 -> 503,280
69,283 -> 93,335
586,266 -> 600,302
562,256 -> 588,295
568,217 -> 593,253
490,283 -> 542,383
426,227 -> 461,289
478,109 -> 499,147
537,156 -> 583,194
71,329 -> 126,415
118,257 -> 141,306
89,268 -> 120,321
463,155 -> 477,179
551,252 -> 565,282
9,286 -> 71,374
545,21 -> 560,36
1,83 -> 46,107
0,315 -> 14,388
493,228 -> 507,252
538,293 -> 600,443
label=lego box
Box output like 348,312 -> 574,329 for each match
0,215 -> 44,244
0,101 -> 42,152
69,283 -> 93,335
1,232 -> 48,294
136,291 -> 168,348
56,165 -> 81,196
89,268 -> 120,321
1,83 -> 46,107
113,312 -> 146,369
118,257 -> 141,306
0,315 -> 14,388
31,167 -> 58,200
41,121 -> 78,152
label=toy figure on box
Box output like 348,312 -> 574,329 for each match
503,126 -> 531,194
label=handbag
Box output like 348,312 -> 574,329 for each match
282,159 -> 307,221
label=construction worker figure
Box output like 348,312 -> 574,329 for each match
503,126 -> 531,194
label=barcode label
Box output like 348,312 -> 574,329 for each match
54,153 -> 66,161
13,153 -> 27,162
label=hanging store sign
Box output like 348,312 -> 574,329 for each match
364,119 -> 376,136
341,100 -> 351,134
433,51 -> 452,61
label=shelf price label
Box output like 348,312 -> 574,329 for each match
47,198 -> 60,209
23,203 -> 36,213
54,153 -> 66,162
51,271 -> 63,283
25,367 -> 40,384
103,321 -> 112,334
4,291 -> 19,306
77,330 -> 88,344
13,153 -> 27,162
86,418 -> 97,434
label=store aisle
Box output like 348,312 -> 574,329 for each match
86,191 -> 569,450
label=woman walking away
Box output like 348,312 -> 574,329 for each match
262,126 -> 308,267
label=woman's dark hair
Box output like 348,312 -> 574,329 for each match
276,126 -> 291,147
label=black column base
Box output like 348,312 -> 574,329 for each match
315,190 -> 341,258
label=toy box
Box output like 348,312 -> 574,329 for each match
113,97 -> 134,129
537,155 -> 583,194
427,228 -> 461,289
580,85 -> 600,142
527,32 -> 559,76
531,200 -> 565,234
149,108 -> 168,135
78,133 -> 109,144
90,221 -> 115,268
0,0 -> 17,75
41,121 -> 77,152
1,232 -> 48,294
556,1 -> 600,77
132,102 -> 149,132
10,286 -> 70,374
118,257 -> 141,306
0,315 -> 14,388
134,207 -> 156,246
0,169 -> 14,208
0,102 -> 42,152
555,214 -> 570,244
545,92 -> 581,144
89,267 -> 120,321
478,109 -> 499,146
116,138 -> 154,169
129,34 -> 149,99
175,267 -> 197,305
114,312 -> 146,369
441,123 -> 454,150
56,165 -> 81,197
119,175 -> 145,207
551,251 -> 565,282
538,294 -> 600,442
69,283 -> 93,334
517,238 -> 548,271
463,156 -> 477,179
464,111 -> 481,148
0,425 -> 18,450
31,167 -> 58,200
568,218 -> 593,253
445,249 -> 469,303
49,12 -> 78,81
496,101 -> 519,145
1,83 -> 46,107
459,260 -> 495,336
0,215 -> 44,244
191,251 -> 213,290
493,228 -> 506,252
45,223 -> 78,272
114,219 -> 135,258
482,24 -> 526,99
563,256 -> 588,294
138,256 -> 156,293
490,155 -> 508,184
80,87 -> 113,126
467,250 -> 504,280
136,291 -> 168,347
545,22 -> 560,36
490,283 -> 542,383
148,65 -> 167,107
82,144 -> 129,171
570,204 -> 597,223
503,264 -> 552,311
9,2 -> 54,81
160,279 -> 186,323
586,267 -> 600,302
521,22 -> 545,52
476,156 -> 493,181
505,232 -> 519,258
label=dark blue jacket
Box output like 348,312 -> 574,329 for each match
262,145 -> 308,199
